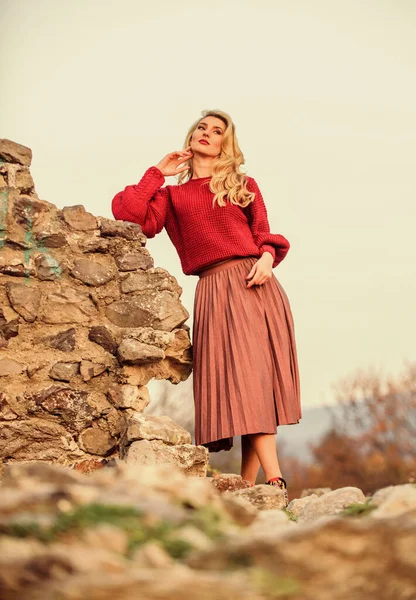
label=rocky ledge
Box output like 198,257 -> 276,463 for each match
0,138 -> 198,469
0,462 -> 415,600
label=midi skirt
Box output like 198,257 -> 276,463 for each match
192,256 -> 301,452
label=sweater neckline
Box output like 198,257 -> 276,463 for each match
187,176 -> 212,182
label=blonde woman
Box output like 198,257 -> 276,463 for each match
112,109 -> 301,504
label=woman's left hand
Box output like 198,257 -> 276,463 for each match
245,252 -> 273,288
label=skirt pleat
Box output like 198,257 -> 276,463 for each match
192,256 -> 301,452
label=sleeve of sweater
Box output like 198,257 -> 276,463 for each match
111,166 -> 168,238
244,176 -> 290,268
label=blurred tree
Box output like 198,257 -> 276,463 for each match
307,361 -> 416,494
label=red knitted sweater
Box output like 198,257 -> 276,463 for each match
111,166 -> 290,276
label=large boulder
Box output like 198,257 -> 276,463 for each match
0,139 -> 193,470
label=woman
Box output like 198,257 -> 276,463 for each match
112,109 -> 301,503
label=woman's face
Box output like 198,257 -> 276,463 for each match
190,116 -> 226,158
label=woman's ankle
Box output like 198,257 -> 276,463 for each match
264,472 -> 283,482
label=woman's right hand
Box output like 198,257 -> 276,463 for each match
155,146 -> 193,177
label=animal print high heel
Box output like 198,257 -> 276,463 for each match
266,476 -> 289,506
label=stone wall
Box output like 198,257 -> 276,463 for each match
0,139 -> 196,470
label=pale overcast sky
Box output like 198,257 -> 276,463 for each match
1,0 -> 415,409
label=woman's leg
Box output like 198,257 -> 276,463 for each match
248,432 -> 283,482
240,434 -> 261,484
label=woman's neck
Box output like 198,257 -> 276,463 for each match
191,158 -> 214,179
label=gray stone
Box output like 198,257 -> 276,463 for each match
369,485 -> 416,518
88,325 -> 117,355
0,393 -> 18,420
0,309 -> 19,340
121,269 -> 182,295
296,487 -> 366,522
227,485 -> 287,511
71,258 -> 117,287
106,291 -> 189,331
35,232 -> 67,248
47,328 -> 76,352
14,167 -> 35,192
78,427 -> 117,456
62,205 -> 98,230
124,439 -> 208,477
49,361 -> 80,382
211,473 -> 253,493
40,286 -> 97,323
0,358 -> 25,377
115,250 -> 154,271
131,541 -> 175,568
300,487 -> 332,498
0,138 -> 32,166
24,385 -> 95,432
81,238 -> 110,253
287,494 -> 319,517
122,413 -> 192,446
0,418 -> 82,460
12,195 -> 49,229
100,218 -> 146,242
80,360 -> 107,382
117,338 -> 165,365
107,384 -> 150,411
125,327 -> 174,349
5,282 -> 41,322
35,254 -> 63,280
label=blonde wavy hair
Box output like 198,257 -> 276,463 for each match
176,109 -> 255,208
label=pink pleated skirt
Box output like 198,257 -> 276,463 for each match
192,256 -> 301,452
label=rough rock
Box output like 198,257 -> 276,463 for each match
121,268 -> 182,295
11,195 -> 51,231
0,418 -> 82,460
121,413 -> 192,446
5,282 -> 41,322
107,384 -> 150,411
226,484 -> 288,511
40,286 -> 97,323
0,357 -> 25,377
187,510 -> 416,600
106,291 -> 189,331
88,325 -> 117,355
300,487 -> 331,498
100,218 -> 146,241
0,393 -> 19,420
211,473 -> 253,493
115,248 -> 154,271
23,386 -> 95,433
47,328 -> 76,352
369,484 -> 416,518
49,361 -> 80,381
62,205 -> 98,230
0,461 -> 415,600
295,486 -> 366,522
71,257 -> 117,286
124,439 -> 208,477
79,360 -> 107,381
287,494 -> 319,517
35,231 -> 67,248
132,541 -> 176,568
117,337 -> 165,365
35,254 -> 63,280
0,139 -> 192,469
0,309 -> 19,341
0,138 -> 32,166
78,427 -> 117,456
